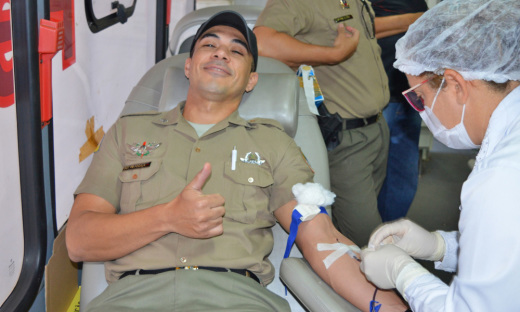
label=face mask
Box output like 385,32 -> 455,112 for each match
419,79 -> 480,150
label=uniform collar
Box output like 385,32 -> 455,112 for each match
151,101 -> 255,133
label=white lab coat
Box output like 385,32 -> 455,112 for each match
404,86 -> 520,312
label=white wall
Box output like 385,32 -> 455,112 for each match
0,105 -> 23,307
52,1 -> 157,229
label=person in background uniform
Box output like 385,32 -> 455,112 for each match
372,0 -> 428,222
254,0 -> 390,247
66,10 -> 408,312
360,0 -> 520,310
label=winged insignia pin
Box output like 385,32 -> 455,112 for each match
240,152 -> 265,165
128,141 -> 161,158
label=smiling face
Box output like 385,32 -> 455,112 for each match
184,25 -> 258,104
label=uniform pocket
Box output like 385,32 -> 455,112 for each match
118,159 -> 162,213
223,160 -> 274,224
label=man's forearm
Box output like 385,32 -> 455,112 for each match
66,195 -> 171,262
375,13 -> 424,39
296,215 -> 408,311
254,26 -> 348,68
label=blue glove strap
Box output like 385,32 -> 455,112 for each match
370,287 -> 381,312
370,301 -> 381,312
283,206 -> 327,295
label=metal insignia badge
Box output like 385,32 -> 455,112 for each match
340,0 -> 349,9
127,141 -> 161,158
240,152 -> 265,165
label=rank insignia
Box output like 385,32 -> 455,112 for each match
128,141 -> 161,158
240,152 -> 265,165
340,0 -> 349,9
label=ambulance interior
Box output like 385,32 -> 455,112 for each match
0,1 -> 475,311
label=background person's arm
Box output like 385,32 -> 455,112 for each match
254,24 -> 359,69
374,13 -> 423,39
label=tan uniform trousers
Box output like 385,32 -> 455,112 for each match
330,117 -> 389,246
87,270 -> 291,312
85,269 -> 290,312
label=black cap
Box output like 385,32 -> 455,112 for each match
189,10 -> 258,72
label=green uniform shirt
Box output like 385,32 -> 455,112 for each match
256,0 -> 389,119
75,103 -> 314,284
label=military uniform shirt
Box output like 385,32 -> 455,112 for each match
75,103 -> 314,285
256,0 -> 389,119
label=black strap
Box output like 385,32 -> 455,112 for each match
342,113 -> 380,130
120,266 -> 260,283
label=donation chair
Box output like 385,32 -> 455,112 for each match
80,7 -> 362,312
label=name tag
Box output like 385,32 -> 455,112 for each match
123,162 -> 151,171
334,15 -> 353,23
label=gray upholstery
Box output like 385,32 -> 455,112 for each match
168,5 -> 264,55
281,258 -> 361,312
123,54 -> 299,137
157,66 -> 299,138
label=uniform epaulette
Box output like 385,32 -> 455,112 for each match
120,110 -> 162,119
247,118 -> 284,131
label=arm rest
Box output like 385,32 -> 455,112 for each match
280,258 -> 361,312
79,262 -> 108,312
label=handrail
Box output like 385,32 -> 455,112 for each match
0,1 -> 47,311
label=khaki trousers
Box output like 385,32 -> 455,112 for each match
86,269 -> 290,312
330,117 -> 389,246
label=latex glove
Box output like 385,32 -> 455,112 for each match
368,219 -> 446,261
360,244 -> 430,294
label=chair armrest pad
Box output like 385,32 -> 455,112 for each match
280,258 -> 361,312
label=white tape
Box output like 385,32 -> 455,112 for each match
317,243 -> 361,269
294,204 -> 322,221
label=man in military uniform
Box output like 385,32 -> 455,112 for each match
66,10 -> 407,311
255,0 -> 390,246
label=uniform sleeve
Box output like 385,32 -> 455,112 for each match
269,138 -> 314,212
405,167 -> 520,311
75,122 -> 123,210
255,0 -> 312,36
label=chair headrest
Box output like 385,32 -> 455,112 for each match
169,5 -> 265,55
125,54 -> 299,137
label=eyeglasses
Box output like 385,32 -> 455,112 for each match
360,0 -> 375,39
402,78 -> 432,112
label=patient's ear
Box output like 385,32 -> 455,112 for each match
245,72 -> 259,92
184,58 -> 191,79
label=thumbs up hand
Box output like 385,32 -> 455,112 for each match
165,162 -> 225,238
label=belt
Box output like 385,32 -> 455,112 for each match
119,266 -> 260,284
342,112 -> 381,130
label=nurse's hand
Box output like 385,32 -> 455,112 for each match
368,219 -> 446,261
360,244 -> 429,294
